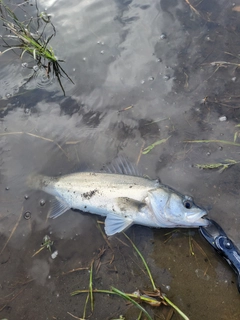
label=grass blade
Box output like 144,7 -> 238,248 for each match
142,136 -> 171,154
185,139 -> 240,147
111,287 -> 153,320
89,260 -> 94,312
123,232 -> 157,291
163,295 -> 189,320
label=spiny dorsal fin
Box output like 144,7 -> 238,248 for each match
103,156 -> 143,176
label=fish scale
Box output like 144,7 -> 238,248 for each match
30,157 -> 209,235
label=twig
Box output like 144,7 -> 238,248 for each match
0,207 -> 23,255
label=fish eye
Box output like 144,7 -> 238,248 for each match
183,197 -> 193,209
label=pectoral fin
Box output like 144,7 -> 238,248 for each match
104,213 -> 133,236
49,197 -> 71,219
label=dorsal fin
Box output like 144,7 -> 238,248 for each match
103,156 -> 143,176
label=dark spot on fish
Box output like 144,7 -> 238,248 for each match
84,206 -> 87,209
129,186 -> 132,188
82,189 -> 98,200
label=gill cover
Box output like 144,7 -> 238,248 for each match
147,187 -> 207,227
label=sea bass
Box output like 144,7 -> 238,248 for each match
31,159 -> 209,235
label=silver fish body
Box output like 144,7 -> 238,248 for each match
33,168 -> 209,236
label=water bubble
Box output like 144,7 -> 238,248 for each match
100,50 -> 104,54
156,58 -> 162,62
40,199 -> 46,206
5,187 -> 9,190
22,62 -> 28,68
33,65 -> 39,72
24,108 -> 30,114
101,42 -> 105,45
160,33 -> 166,40
48,275 -> 51,279
148,76 -> 154,81
232,77 -> 237,82
24,194 -> 29,200
206,152 -> 211,156
141,80 -> 145,84
205,36 -> 213,42
24,211 -> 31,220
163,75 -> 170,81
5,93 -> 12,99
82,57 -> 86,61
72,68 -> 76,72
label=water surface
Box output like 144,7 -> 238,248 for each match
1,0 -> 240,319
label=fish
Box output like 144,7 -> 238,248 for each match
30,157 -> 209,236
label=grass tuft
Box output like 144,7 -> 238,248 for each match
0,0 -> 74,95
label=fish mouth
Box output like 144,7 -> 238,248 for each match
186,210 -> 209,227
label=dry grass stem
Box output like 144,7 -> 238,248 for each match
0,131 -> 68,158
0,207 -> 23,255
61,267 -> 89,276
67,311 -> 83,320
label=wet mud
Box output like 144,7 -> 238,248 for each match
1,0 -> 240,319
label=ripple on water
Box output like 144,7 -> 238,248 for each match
0,64 -> 24,99
24,66 -> 54,91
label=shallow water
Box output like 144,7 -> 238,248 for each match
1,0 -> 240,319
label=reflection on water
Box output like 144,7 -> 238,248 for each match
0,0 -> 240,319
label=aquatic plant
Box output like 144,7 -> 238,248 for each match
0,0 -> 73,95
71,232 -> 190,320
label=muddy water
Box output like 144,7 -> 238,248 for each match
0,0 -> 240,319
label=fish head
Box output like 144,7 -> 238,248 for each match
147,187 -> 209,227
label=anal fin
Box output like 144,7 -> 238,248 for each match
49,197 -> 71,219
104,213 -> 133,236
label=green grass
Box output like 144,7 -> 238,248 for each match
71,233 -> 190,320
0,0 -> 73,95
142,136 -> 171,154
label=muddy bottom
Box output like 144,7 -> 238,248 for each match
1,0 -> 240,319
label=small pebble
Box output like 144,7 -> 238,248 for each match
219,116 -> 227,122
51,250 -> 58,259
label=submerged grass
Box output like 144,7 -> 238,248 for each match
71,234 -> 190,320
186,139 -> 240,147
195,159 -> 240,173
123,232 -> 157,292
0,0 -> 74,95
142,136 -> 171,155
